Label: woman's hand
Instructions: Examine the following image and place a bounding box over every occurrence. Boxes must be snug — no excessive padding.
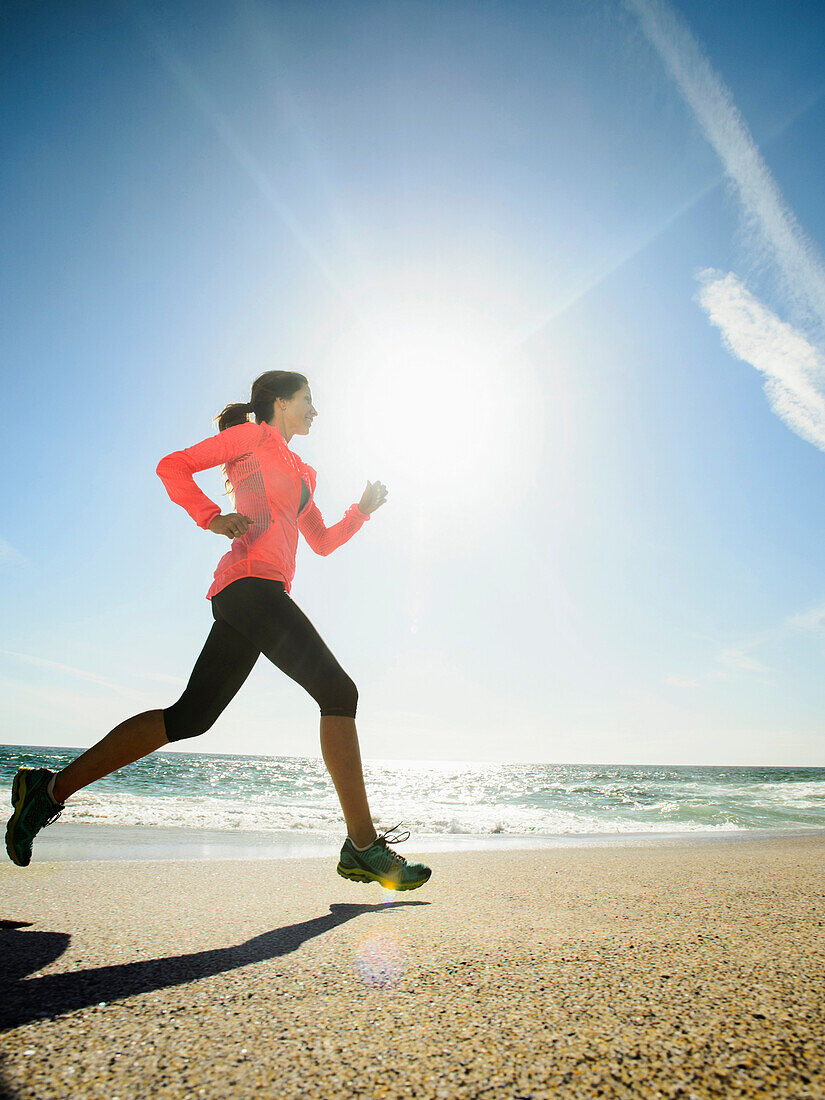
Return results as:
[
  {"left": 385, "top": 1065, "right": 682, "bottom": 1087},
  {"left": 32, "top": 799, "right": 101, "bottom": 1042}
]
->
[
  {"left": 208, "top": 512, "right": 253, "bottom": 539},
  {"left": 359, "top": 480, "right": 388, "bottom": 515}
]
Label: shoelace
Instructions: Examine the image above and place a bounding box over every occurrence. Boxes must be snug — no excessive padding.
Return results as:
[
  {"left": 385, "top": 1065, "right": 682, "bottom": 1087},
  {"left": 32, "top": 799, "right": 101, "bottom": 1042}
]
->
[
  {"left": 41, "top": 792, "right": 64, "bottom": 829},
  {"left": 43, "top": 805, "right": 64, "bottom": 828},
  {"left": 373, "top": 823, "right": 411, "bottom": 865}
]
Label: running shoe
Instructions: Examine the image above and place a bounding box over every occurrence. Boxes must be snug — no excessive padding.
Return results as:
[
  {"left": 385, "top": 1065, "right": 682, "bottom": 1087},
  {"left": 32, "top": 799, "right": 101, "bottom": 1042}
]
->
[
  {"left": 337, "top": 824, "right": 431, "bottom": 891},
  {"left": 5, "top": 768, "right": 64, "bottom": 867}
]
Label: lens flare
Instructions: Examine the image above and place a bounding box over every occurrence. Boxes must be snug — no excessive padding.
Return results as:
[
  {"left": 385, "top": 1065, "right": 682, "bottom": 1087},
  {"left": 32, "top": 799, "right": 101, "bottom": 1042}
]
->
[{"left": 354, "top": 932, "right": 406, "bottom": 989}]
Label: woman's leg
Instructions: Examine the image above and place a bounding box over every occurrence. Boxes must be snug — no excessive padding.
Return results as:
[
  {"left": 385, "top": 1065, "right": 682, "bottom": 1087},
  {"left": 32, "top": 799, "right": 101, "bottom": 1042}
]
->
[
  {"left": 52, "top": 710, "right": 168, "bottom": 803},
  {"left": 319, "top": 716, "right": 376, "bottom": 849},
  {"left": 213, "top": 578, "right": 377, "bottom": 847},
  {"left": 52, "top": 614, "right": 261, "bottom": 803}
]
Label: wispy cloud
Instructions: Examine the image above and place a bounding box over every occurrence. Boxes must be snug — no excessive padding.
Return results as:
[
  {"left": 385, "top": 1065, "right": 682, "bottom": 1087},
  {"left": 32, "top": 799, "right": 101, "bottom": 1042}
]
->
[
  {"left": 0, "top": 651, "right": 186, "bottom": 704},
  {"left": 667, "top": 595, "right": 825, "bottom": 689},
  {"left": 788, "top": 600, "right": 825, "bottom": 633},
  {"left": 695, "top": 269, "right": 825, "bottom": 450},
  {"left": 626, "top": 0, "right": 825, "bottom": 333},
  {"left": 0, "top": 537, "right": 27, "bottom": 568},
  {"left": 124, "top": 669, "right": 187, "bottom": 687},
  {"left": 663, "top": 674, "right": 700, "bottom": 688},
  {"left": 665, "top": 644, "right": 773, "bottom": 691},
  {"left": 627, "top": 0, "right": 825, "bottom": 448},
  {"left": 0, "top": 648, "right": 126, "bottom": 694},
  {"left": 719, "top": 648, "right": 773, "bottom": 675}
]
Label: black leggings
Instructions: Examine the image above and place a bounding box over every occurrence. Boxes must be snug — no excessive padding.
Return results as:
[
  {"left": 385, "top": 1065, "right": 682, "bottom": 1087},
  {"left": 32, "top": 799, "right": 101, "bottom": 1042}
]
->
[{"left": 162, "top": 577, "right": 358, "bottom": 743}]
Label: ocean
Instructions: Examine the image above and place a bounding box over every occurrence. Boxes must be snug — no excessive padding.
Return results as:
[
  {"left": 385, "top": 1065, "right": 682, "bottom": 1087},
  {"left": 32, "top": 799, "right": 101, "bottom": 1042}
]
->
[{"left": 3, "top": 744, "right": 825, "bottom": 852}]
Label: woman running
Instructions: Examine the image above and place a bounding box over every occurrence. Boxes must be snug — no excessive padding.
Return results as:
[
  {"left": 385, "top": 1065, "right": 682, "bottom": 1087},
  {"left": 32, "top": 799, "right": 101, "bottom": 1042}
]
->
[{"left": 5, "top": 370, "right": 431, "bottom": 891}]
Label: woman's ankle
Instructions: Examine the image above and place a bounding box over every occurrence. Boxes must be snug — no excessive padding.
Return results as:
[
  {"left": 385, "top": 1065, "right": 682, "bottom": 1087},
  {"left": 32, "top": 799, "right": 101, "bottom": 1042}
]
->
[
  {"left": 349, "top": 828, "right": 378, "bottom": 850},
  {"left": 49, "top": 773, "right": 68, "bottom": 804}
]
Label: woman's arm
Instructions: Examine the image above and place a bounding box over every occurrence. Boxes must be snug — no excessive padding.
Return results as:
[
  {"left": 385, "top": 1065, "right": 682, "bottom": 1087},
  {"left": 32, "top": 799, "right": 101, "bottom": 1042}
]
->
[
  {"left": 155, "top": 421, "right": 263, "bottom": 529},
  {"left": 298, "top": 500, "right": 370, "bottom": 556}
]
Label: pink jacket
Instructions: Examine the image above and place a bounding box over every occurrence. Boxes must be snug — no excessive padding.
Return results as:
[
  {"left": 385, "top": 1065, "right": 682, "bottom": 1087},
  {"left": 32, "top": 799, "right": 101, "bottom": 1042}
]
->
[{"left": 156, "top": 419, "right": 370, "bottom": 599}]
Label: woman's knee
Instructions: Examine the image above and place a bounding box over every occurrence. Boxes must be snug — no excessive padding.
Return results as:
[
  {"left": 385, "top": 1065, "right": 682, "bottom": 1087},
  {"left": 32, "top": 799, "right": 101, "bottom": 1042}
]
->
[
  {"left": 162, "top": 700, "right": 219, "bottom": 743},
  {"left": 318, "top": 672, "right": 358, "bottom": 719}
]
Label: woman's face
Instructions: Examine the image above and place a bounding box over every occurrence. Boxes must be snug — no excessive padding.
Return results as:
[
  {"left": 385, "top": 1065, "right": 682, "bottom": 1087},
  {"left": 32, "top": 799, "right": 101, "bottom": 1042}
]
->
[{"left": 283, "top": 385, "right": 317, "bottom": 436}]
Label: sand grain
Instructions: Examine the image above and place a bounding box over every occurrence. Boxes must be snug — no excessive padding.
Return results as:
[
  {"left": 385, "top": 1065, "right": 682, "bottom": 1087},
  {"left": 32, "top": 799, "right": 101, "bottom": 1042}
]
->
[{"left": 2, "top": 836, "right": 825, "bottom": 1098}]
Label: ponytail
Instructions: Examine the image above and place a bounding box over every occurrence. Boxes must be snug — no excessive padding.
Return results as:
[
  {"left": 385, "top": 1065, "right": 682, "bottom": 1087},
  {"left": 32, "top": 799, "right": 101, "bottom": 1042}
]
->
[
  {"left": 214, "top": 371, "right": 308, "bottom": 432},
  {"left": 215, "top": 401, "right": 251, "bottom": 432}
]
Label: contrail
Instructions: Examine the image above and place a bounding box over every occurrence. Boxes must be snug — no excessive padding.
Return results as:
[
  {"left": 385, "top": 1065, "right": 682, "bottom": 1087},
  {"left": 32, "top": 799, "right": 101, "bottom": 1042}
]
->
[
  {"left": 626, "top": 0, "right": 825, "bottom": 337},
  {"left": 627, "top": 0, "right": 825, "bottom": 453}
]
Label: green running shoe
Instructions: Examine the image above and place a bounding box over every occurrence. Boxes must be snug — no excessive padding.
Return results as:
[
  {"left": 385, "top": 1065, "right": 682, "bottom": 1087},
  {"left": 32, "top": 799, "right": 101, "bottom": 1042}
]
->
[
  {"left": 5, "top": 767, "right": 64, "bottom": 867},
  {"left": 337, "top": 824, "right": 431, "bottom": 891}
]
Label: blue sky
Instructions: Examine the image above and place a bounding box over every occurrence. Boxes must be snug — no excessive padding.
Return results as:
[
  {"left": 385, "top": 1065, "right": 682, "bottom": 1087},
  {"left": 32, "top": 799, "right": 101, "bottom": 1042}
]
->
[{"left": 3, "top": 0, "right": 825, "bottom": 765}]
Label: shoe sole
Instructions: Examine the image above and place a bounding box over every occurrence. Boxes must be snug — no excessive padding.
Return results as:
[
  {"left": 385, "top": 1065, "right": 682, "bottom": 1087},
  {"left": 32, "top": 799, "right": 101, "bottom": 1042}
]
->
[
  {"left": 336, "top": 864, "right": 431, "bottom": 891},
  {"left": 5, "top": 769, "right": 29, "bottom": 867}
]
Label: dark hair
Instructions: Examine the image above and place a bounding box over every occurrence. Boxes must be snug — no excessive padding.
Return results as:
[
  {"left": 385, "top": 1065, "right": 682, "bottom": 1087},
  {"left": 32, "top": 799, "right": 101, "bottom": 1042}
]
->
[
  {"left": 215, "top": 370, "right": 309, "bottom": 501},
  {"left": 215, "top": 370, "right": 309, "bottom": 432}
]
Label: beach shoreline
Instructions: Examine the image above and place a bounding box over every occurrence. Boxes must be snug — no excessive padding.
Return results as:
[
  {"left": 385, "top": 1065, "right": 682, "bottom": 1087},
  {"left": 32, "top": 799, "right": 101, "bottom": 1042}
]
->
[
  {"left": 11, "top": 818, "right": 825, "bottom": 862},
  {"left": 3, "top": 833, "right": 825, "bottom": 1097}
]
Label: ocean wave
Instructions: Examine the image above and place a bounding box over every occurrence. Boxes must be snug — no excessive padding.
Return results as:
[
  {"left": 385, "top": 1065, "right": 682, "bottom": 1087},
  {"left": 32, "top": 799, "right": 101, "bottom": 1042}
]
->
[{"left": 3, "top": 747, "right": 825, "bottom": 837}]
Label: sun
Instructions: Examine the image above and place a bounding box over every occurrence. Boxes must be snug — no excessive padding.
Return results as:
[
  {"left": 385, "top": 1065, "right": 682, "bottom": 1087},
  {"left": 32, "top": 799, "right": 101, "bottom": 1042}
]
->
[{"left": 317, "top": 296, "right": 546, "bottom": 554}]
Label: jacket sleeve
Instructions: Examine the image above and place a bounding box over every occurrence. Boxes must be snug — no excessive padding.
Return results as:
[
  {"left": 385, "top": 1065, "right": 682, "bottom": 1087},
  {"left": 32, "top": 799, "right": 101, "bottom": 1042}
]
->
[
  {"left": 298, "top": 499, "right": 370, "bottom": 556},
  {"left": 155, "top": 421, "right": 262, "bottom": 530}
]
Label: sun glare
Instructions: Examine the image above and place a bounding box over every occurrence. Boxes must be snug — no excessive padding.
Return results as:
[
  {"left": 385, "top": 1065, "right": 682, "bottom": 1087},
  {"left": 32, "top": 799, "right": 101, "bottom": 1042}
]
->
[{"left": 319, "top": 298, "right": 545, "bottom": 553}]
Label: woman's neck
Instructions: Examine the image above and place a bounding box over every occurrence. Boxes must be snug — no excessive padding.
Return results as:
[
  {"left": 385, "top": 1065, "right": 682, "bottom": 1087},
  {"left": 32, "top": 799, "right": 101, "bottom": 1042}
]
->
[{"left": 264, "top": 416, "right": 290, "bottom": 443}]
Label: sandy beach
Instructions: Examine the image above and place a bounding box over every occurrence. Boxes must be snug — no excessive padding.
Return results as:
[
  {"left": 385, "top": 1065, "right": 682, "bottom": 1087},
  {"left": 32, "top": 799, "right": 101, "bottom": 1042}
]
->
[{"left": 2, "top": 834, "right": 825, "bottom": 1099}]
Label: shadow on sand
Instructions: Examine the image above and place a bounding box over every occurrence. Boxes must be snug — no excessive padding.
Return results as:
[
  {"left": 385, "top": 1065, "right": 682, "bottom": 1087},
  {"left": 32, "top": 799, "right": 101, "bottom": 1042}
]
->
[{"left": 0, "top": 902, "right": 427, "bottom": 1031}]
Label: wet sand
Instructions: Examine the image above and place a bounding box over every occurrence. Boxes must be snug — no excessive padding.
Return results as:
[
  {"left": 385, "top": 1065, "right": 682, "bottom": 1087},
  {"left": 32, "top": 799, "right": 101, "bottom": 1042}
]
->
[
  {"left": 28, "top": 821, "right": 806, "bottom": 863},
  {"left": 2, "top": 835, "right": 825, "bottom": 1098}
]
